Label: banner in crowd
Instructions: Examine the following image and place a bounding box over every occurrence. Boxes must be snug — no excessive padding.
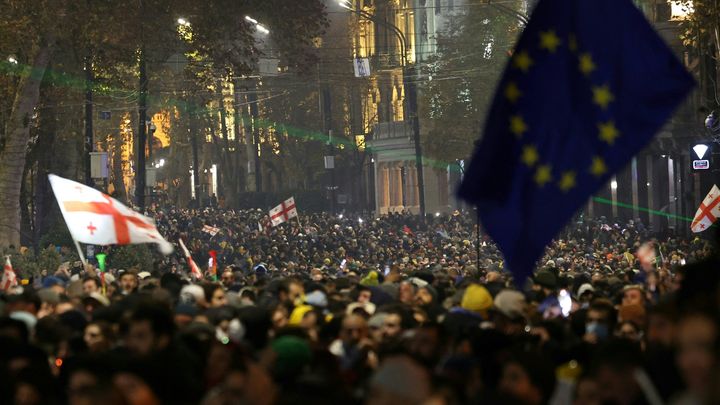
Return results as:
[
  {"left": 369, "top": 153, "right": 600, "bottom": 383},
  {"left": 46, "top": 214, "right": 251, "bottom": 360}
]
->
[
  {"left": 691, "top": 184, "right": 720, "bottom": 233},
  {"left": 269, "top": 197, "right": 298, "bottom": 227},
  {"left": 202, "top": 225, "right": 220, "bottom": 236},
  {"left": 1, "top": 256, "right": 17, "bottom": 291},
  {"left": 48, "top": 174, "right": 174, "bottom": 254}
]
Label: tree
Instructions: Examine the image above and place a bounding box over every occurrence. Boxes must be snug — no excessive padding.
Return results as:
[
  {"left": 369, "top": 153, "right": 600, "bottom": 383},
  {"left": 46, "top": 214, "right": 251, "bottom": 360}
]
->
[
  {"left": 0, "top": 0, "right": 68, "bottom": 248},
  {"left": 674, "top": 0, "right": 718, "bottom": 109},
  {"left": 419, "top": 1, "right": 523, "bottom": 162}
]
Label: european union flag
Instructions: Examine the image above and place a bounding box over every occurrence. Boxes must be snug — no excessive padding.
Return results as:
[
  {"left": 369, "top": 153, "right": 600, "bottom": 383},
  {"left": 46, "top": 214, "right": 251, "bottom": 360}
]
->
[{"left": 458, "top": 0, "right": 694, "bottom": 283}]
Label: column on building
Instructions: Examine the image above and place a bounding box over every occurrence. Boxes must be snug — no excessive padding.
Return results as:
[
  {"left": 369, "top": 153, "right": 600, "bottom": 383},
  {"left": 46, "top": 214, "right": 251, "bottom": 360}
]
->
[
  {"left": 392, "top": 163, "right": 404, "bottom": 212},
  {"left": 406, "top": 164, "right": 418, "bottom": 212},
  {"left": 381, "top": 163, "right": 391, "bottom": 214}
]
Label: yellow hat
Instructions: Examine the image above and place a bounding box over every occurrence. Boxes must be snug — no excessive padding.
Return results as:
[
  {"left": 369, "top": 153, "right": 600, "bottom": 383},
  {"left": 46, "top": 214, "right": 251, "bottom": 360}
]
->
[
  {"left": 461, "top": 284, "right": 493, "bottom": 316},
  {"left": 288, "top": 305, "right": 314, "bottom": 326}
]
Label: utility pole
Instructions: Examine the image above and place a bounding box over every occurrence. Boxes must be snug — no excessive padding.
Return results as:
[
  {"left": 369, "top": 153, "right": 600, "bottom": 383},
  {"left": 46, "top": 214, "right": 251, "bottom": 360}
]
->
[
  {"left": 248, "top": 83, "right": 262, "bottom": 192},
  {"left": 148, "top": 121, "right": 156, "bottom": 163},
  {"left": 243, "top": 84, "right": 256, "bottom": 192},
  {"left": 189, "top": 99, "right": 201, "bottom": 207},
  {"left": 84, "top": 57, "right": 93, "bottom": 186},
  {"left": 136, "top": 46, "right": 147, "bottom": 209},
  {"left": 320, "top": 85, "right": 335, "bottom": 214},
  {"left": 405, "top": 66, "right": 426, "bottom": 218}
]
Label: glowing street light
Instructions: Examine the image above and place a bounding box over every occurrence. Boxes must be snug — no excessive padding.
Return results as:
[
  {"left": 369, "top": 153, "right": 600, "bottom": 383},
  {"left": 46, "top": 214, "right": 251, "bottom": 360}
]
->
[
  {"left": 245, "top": 15, "right": 270, "bottom": 34},
  {"left": 177, "top": 17, "right": 190, "bottom": 26}
]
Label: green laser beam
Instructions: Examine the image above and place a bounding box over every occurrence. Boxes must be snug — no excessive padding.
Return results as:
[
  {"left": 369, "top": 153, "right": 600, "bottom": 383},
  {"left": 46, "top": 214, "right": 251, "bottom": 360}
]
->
[
  {"left": 592, "top": 196, "right": 695, "bottom": 223},
  {"left": 2, "top": 60, "right": 461, "bottom": 171}
]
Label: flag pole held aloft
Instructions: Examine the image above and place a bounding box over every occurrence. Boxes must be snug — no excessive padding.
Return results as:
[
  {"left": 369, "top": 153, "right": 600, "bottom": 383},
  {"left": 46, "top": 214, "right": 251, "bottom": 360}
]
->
[{"left": 48, "top": 174, "right": 174, "bottom": 255}]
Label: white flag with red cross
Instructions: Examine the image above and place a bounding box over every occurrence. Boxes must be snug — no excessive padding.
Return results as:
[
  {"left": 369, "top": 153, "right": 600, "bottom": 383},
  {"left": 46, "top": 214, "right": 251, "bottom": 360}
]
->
[
  {"left": 48, "top": 174, "right": 174, "bottom": 254},
  {"left": 691, "top": 184, "right": 720, "bottom": 233},
  {"left": 179, "top": 238, "right": 203, "bottom": 279},
  {"left": 202, "top": 225, "right": 220, "bottom": 236},
  {"left": 1, "top": 256, "right": 17, "bottom": 291},
  {"left": 269, "top": 197, "right": 298, "bottom": 227}
]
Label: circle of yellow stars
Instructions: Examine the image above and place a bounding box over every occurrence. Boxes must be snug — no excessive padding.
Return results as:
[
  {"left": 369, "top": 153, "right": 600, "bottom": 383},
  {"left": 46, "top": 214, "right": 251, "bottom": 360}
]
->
[{"left": 506, "top": 28, "right": 618, "bottom": 192}]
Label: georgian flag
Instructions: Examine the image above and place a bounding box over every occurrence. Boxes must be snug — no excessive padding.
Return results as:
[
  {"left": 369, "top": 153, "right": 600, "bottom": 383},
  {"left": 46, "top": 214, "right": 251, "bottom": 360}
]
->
[
  {"left": 691, "top": 185, "right": 720, "bottom": 233},
  {"left": 202, "top": 225, "right": 220, "bottom": 236},
  {"left": 48, "top": 174, "right": 173, "bottom": 254},
  {"left": 1, "top": 256, "right": 17, "bottom": 291},
  {"left": 179, "top": 239, "right": 203, "bottom": 279},
  {"left": 269, "top": 197, "right": 298, "bottom": 226}
]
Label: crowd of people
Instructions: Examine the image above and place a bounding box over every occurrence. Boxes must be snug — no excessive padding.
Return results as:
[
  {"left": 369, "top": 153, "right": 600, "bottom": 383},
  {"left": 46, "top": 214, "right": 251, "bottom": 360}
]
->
[{"left": 1, "top": 208, "right": 719, "bottom": 405}]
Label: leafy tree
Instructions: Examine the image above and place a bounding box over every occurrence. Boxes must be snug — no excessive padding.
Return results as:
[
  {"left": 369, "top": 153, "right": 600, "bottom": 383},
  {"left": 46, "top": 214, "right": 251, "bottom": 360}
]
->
[
  {"left": 419, "top": 1, "right": 523, "bottom": 162},
  {"left": 106, "top": 244, "right": 154, "bottom": 273}
]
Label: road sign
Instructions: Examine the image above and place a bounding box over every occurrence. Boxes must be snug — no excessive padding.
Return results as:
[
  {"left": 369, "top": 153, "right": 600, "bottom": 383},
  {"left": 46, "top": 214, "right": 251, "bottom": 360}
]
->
[
  {"left": 693, "top": 160, "right": 710, "bottom": 170},
  {"left": 354, "top": 58, "right": 371, "bottom": 78}
]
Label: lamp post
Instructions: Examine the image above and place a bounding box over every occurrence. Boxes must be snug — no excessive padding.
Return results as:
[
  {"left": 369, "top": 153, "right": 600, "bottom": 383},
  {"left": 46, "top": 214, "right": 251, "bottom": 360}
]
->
[
  {"left": 244, "top": 16, "right": 269, "bottom": 193},
  {"left": 339, "top": 0, "right": 426, "bottom": 218}
]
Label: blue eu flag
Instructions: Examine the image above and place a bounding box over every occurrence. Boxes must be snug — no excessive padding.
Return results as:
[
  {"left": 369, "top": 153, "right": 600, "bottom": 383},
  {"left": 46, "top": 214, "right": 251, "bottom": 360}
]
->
[{"left": 458, "top": 0, "right": 694, "bottom": 283}]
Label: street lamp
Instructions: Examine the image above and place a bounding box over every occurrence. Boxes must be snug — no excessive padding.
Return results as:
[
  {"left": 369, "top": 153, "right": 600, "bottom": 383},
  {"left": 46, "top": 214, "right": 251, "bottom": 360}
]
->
[
  {"left": 338, "top": 0, "right": 426, "bottom": 218},
  {"left": 245, "top": 15, "right": 270, "bottom": 34}
]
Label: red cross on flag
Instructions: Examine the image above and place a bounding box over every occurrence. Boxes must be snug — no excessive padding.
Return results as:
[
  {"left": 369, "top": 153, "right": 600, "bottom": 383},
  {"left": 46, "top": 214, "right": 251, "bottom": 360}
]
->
[
  {"left": 178, "top": 238, "right": 203, "bottom": 279},
  {"left": 202, "top": 225, "right": 220, "bottom": 236},
  {"left": 691, "top": 184, "right": 720, "bottom": 233},
  {"left": 1, "top": 256, "right": 17, "bottom": 291},
  {"left": 269, "top": 197, "right": 298, "bottom": 227},
  {"left": 48, "top": 174, "right": 174, "bottom": 254}
]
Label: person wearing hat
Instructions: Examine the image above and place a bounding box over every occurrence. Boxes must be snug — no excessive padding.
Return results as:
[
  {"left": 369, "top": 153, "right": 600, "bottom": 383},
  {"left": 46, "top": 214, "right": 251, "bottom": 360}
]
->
[
  {"left": 492, "top": 289, "right": 527, "bottom": 335},
  {"left": 577, "top": 283, "right": 595, "bottom": 308},
  {"left": 36, "top": 288, "right": 61, "bottom": 319},
  {"left": 444, "top": 284, "right": 493, "bottom": 336},
  {"left": 42, "top": 276, "right": 66, "bottom": 295},
  {"left": 119, "top": 270, "right": 139, "bottom": 296},
  {"left": 622, "top": 284, "right": 646, "bottom": 307},
  {"left": 82, "top": 292, "right": 110, "bottom": 314},
  {"left": 531, "top": 269, "right": 558, "bottom": 303}
]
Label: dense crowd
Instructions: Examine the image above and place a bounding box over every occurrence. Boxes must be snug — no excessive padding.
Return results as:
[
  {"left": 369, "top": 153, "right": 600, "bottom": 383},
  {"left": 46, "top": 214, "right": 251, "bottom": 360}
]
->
[{"left": 1, "top": 208, "right": 719, "bottom": 405}]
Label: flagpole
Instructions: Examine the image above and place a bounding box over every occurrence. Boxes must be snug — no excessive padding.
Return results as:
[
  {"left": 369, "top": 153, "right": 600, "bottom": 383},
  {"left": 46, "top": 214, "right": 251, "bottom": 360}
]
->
[{"left": 73, "top": 239, "right": 88, "bottom": 267}]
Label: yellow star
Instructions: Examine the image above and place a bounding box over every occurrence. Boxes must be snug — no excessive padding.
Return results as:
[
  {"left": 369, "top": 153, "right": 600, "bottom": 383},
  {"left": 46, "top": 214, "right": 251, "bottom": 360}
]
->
[
  {"left": 509, "top": 115, "right": 528, "bottom": 137},
  {"left": 512, "top": 50, "right": 534, "bottom": 73},
  {"left": 590, "top": 156, "right": 608, "bottom": 177},
  {"left": 558, "top": 171, "right": 577, "bottom": 192},
  {"left": 568, "top": 34, "right": 578, "bottom": 52},
  {"left": 598, "top": 121, "right": 620, "bottom": 145},
  {"left": 534, "top": 164, "right": 552, "bottom": 187},
  {"left": 579, "top": 53, "right": 595, "bottom": 76},
  {"left": 592, "top": 85, "right": 615, "bottom": 109},
  {"left": 539, "top": 30, "right": 562, "bottom": 53},
  {"left": 505, "top": 82, "right": 522, "bottom": 103},
  {"left": 521, "top": 145, "right": 539, "bottom": 167}
]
